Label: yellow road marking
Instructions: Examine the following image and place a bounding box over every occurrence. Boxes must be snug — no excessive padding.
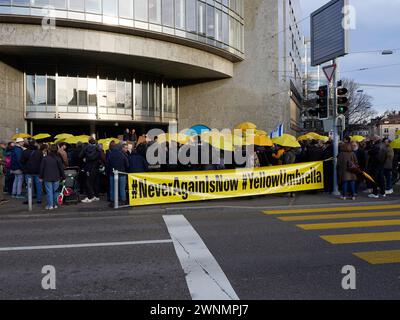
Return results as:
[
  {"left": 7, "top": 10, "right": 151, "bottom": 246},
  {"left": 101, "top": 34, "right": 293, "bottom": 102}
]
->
[
  {"left": 321, "top": 231, "right": 400, "bottom": 244},
  {"left": 279, "top": 211, "right": 400, "bottom": 222},
  {"left": 354, "top": 250, "right": 400, "bottom": 265},
  {"left": 297, "top": 219, "right": 400, "bottom": 230},
  {"left": 264, "top": 204, "right": 400, "bottom": 215}
]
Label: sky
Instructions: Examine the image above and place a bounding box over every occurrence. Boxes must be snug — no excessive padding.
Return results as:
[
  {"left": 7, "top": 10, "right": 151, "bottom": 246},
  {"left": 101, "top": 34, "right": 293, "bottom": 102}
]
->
[{"left": 299, "top": 0, "right": 400, "bottom": 115}]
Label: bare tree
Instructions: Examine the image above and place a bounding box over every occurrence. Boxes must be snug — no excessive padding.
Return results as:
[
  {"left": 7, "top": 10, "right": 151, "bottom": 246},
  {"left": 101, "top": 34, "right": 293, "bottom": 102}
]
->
[{"left": 342, "top": 79, "right": 377, "bottom": 127}]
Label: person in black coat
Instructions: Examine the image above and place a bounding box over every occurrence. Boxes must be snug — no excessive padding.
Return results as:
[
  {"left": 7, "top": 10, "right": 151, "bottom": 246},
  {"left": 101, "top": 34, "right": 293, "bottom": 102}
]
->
[
  {"left": 128, "top": 150, "right": 148, "bottom": 173},
  {"left": 21, "top": 140, "right": 44, "bottom": 204},
  {"left": 107, "top": 143, "right": 129, "bottom": 204},
  {"left": 39, "top": 145, "right": 65, "bottom": 210},
  {"left": 80, "top": 138, "right": 101, "bottom": 203}
]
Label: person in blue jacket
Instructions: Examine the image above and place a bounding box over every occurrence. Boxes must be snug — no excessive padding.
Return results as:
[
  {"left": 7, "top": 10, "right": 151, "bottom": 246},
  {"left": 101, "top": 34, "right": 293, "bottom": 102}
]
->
[
  {"left": 107, "top": 142, "right": 129, "bottom": 204},
  {"left": 10, "top": 138, "right": 25, "bottom": 199}
]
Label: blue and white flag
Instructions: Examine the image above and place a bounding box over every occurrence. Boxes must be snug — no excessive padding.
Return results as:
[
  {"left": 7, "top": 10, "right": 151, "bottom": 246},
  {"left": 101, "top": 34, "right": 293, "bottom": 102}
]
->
[{"left": 270, "top": 124, "right": 284, "bottom": 139}]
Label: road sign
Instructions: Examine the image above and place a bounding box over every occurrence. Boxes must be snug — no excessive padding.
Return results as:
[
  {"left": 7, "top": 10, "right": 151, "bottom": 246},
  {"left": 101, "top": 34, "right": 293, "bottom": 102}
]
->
[
  {"left": 323, "top": 64, "right": 337, "bottom": 82},
  {"left": 310, "top": 0, "right": 349, "bottom": 66}
]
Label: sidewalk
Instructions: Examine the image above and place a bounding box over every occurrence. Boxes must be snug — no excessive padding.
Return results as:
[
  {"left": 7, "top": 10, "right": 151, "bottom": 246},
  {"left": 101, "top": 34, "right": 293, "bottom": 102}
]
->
[{"left": 0, "top": 185, "right": 399, "bottom": 220}]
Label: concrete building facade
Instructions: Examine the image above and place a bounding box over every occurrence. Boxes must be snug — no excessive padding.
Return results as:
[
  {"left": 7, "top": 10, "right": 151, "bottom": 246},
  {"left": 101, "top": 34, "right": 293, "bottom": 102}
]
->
[{"left": 0, "top": 0, "right": 303, "bottom": 140}]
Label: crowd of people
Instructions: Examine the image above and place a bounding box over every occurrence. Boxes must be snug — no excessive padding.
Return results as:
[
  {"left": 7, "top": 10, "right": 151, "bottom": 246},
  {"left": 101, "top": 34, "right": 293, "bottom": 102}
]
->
[{"left": 0, "top": 129, "right": 399, "bottom": 210}]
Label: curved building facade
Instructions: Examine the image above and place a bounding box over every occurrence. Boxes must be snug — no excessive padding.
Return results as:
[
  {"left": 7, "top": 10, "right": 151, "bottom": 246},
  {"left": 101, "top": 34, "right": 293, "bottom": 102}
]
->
[{"left": 0, "top": 0, "right": 304, "bottom": 140}]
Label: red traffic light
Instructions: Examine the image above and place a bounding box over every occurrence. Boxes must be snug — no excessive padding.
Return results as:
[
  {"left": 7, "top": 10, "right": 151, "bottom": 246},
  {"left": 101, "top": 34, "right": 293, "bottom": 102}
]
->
[{"left": 316, "top": 85, "right": 328, "bottom": 97}]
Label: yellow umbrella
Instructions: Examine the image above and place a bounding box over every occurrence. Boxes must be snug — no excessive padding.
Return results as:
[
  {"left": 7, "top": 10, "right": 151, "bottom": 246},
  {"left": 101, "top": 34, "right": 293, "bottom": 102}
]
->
[
  {"left": 255, "top": 129, "right": 268, "bottom": 136},
  {"left": 32, "top": 133, "right": 51, "bottom": 140},
  {"left": 54, "top": 133, "right": 73, "bottom": 140},
  {"left": 201, "top": 131, "right": 235, "bottom": 152},
  {"left": 390, "top": 139, "right": 400, "bottom": 149},
  {"left": 64, "top": 135, "right": 90, "bottom": 144},
  {"left": 234, "top": 122, "right": 257, "bottom": 131},
  {"left": 350, "top": 135, "right": 365, "bottom": 143},
  {"left": 11, "top": 133, "right": 31, "bottom": 140},
  {"left": 157, "top": 133, "right": 190, "bottom": 145},
  {"left": 242, "top": 134, "right": 273, "bottom": 147},
  {"left": 272, "top": 134, "right": 301, "bottom": 148},
  {"left": 297, "top": 134, "right": 313, "bottom": 141}
]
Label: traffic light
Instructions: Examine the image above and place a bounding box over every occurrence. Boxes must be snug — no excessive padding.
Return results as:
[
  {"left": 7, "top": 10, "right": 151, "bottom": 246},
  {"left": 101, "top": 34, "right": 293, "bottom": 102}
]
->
[
  {"left": 337, "top": 87, "right": 349, "bottom": 115},
  {"left": 316, "top": 85, "right": 328, "bottom": 119}
]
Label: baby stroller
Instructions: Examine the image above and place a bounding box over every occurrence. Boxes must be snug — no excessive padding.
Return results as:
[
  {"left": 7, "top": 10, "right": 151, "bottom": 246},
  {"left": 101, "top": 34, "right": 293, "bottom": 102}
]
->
[{"left": 57, "top": 167, "right": 80, "bottom": 206}]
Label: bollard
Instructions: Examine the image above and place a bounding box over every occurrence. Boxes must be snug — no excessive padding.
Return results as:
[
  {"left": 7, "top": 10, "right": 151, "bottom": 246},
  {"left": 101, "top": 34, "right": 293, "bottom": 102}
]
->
[
  {"left": 114, "top": 170, "right": 119, "bottom": 209},
  {"left": 28, "top": 177, "right": 33, "bottom": 212}
]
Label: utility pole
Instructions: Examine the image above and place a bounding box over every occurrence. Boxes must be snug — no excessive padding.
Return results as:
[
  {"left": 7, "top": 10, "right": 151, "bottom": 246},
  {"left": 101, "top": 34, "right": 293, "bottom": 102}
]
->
[{"left": 332, "top": 59, "right": 340, "bottom": 196}]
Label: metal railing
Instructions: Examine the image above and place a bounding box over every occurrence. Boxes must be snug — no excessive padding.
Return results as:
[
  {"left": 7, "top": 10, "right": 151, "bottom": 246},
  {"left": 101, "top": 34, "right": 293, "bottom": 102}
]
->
[{"left": 113, "top": 170, "right": 130, "bottom": 210}]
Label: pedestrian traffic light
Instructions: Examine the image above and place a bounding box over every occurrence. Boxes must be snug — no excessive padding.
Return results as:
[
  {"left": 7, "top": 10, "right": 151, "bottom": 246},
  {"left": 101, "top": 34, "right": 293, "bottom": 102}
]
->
[
  {"left": 316, "top": 85, "right": 328, "bottom": 119},
  {"left": 337, "top": 87, "right": 349, "bottom": 115}
]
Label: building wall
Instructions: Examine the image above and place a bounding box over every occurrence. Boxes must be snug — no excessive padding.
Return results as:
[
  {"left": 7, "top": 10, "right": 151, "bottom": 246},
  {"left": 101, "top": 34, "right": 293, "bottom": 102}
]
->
[
  {"left": 0, "top": 60, "right": 25, "bottom": 141},
  {"left": 179, "top": 0, "right": 293, "bottom": 132}
]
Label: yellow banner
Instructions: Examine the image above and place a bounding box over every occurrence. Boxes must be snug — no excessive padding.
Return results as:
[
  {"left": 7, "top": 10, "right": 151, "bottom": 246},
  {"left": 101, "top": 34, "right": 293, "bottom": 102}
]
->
[{"left": 128, "top": 161, "right": 324, "bottom": 206}]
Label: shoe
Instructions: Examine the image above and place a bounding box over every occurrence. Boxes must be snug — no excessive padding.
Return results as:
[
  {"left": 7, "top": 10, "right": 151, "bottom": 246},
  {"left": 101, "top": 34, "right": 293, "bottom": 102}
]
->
[
  {"left": 16, "top": 195, "right": 25, "bottom": 199},
  {"left": 0, "top": 199, "right": 10, "bottom": 205},
  {"left": 368, "top": 194, "right": 379, "bottom": 199},
  {"left": 381, "top": 194, "right": 386, "bottom": 198},
  {"left": 351, "top": 197, "right": 356, "bottom": 201},
  {"left": 92, "top": 197, "right": 100, "bottom": 201},
  {"left": 45, "top": 206, "right": 54, "bottom": 210},
  {"left": 385, "top": 189, "right": 394, "bottom": 195},
  {"left": 81, "top": 197, "right": 94, "bottom": 203},
  {"left": 363, "top": 189, "right": 373, "bottom": 193},
  {"left": 53, "top": 205, "right": 58, "bottom": 209}
]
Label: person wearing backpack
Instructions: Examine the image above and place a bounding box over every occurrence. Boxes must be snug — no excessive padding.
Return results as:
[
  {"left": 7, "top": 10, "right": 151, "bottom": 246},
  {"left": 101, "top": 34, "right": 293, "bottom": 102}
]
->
[
  {"left": 21, "top": 140, "right": 44, "bottom": 205},
  {"left": 368, "top": 137, "right": 388, "bottom": 199},
  {"left": 10, "top": 138, "right": 25, "bottom": 199},
  {"left": 39, "top": 145, "right": 65, "bottom": 210},
  {"left": 80, "top": 138, "right": 101, "bottom": 203},
  {"left": 338, "top": 143, "right": 359, "bottom": 201}
]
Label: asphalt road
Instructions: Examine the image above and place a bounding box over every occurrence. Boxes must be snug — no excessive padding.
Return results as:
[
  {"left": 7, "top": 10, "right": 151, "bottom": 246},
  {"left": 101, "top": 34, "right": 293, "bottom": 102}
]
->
[{"left": 1, "top": 202, "right": 400, "bottom": 300}]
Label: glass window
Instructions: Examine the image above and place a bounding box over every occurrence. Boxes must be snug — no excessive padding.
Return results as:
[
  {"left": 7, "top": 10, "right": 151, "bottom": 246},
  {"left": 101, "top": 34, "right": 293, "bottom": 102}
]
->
[
  {"left": 12, "top": 0, "right": 30, "bottom": 6},
  {"left": 68, "top": 0, "right": 84, "bottom": 11},
  {"left": 98, "top": 78, "right": 107, "bottom": 107},
  {"left": 167, "top": 86, "right": 173, "bottom": 112},
  {"left": 0, "top": 0, "right": 11, "bottom": 5},
  {"left": 135, "top": 0, "right": 148, "bottom": 21},
  {"left": 162, "top": 0, "right": 174, "bottom": 27},
  {"left": 206, "top": 4, "right": 214, "bottom": 38},
  {"left": 33, "top": 0, "right": 49, "bottom": 7},
  {"left": 175, "top": 0, "right": 185, "bottom": 30},
  {"left": 88, "top": 78, "right": 97, "bottom": 106},
  {"left": 198, "top": 1, "right": 206, "bottom": 35},
  {"left": 103, "top": 0, "right": 117, "bottom": 16},
  {"left": 85, "top": 0, "right": 101, "bottom": 14},
  {"left": 57, "top": 76, "right": 67, "bottom": 106},
  {"left": 78, "top": 78, "right": 88, "bottom": 106},
  {"left": 135, "top": 80, "right": 142, "bottom": 110},
  {"left": 106, "top": 79, "right": 116, "bottom": 107},
  {"left": 119, "top": 0, "right": 133, "bottom": 19},
  {"left": 116, "top": 80, "right": 125, "bottom": 109},
  {"left": 222, "top": 12, "right": 229, "bottom": 44},
  {"left": 26, "top": 75, "right": 35, "bottom": 106},
  {"left": 185, "top": 0, "right": 196, "bottom": 33},
  {"left": 67, "top": 77, "right": 78, "bottom": 106},
  {"left": 142, "top": 82, "right": 148, "bottom": 110},
  {"left": 51, "top": 0, "right": 67, "bottom": 9},
  {"left": 36, "top": 75, "right": 47, "bottom": 106},
  {"left": 149, "top": 0, "right": 161, "bottom": 24},
  {"left": 125, "top": 81, "right": 132, "bottom": 109},
  {"left": 47, "top": 76, "right": 56, "bottom": 105},
  {"left": 215, "top": 9, "right": 222, "bottom": 41},
  {"left": 149, "top": 82, "right": 155, "bottom": 111}
]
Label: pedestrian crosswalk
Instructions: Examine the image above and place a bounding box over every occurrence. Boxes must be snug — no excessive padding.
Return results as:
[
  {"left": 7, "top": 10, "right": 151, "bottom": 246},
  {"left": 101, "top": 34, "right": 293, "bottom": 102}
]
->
[{"left": 264, "top": 204, "right": 400, "bottom": 265}]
